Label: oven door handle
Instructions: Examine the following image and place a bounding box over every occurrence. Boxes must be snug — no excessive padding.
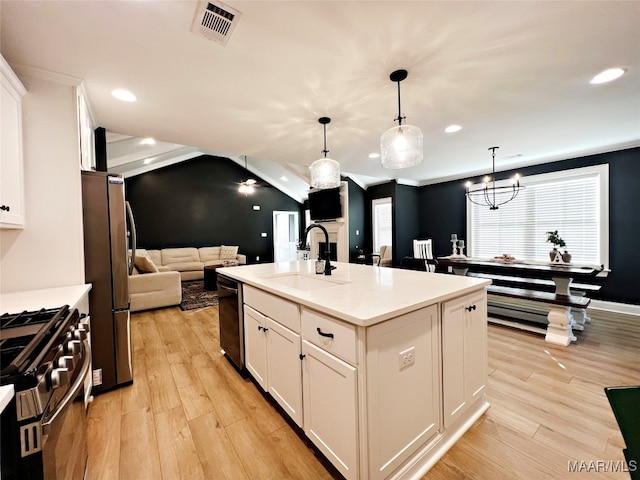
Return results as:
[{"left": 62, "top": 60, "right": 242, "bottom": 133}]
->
[
  {"left": 218, "top": 284, "right": 238, "bottom": 295},
  {"left": 42, "top": 340, "right": 91, "bottom": 436}
]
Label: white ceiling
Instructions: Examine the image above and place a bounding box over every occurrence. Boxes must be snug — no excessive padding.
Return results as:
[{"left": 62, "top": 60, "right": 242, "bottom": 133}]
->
[{"left": 2, "top": 1, "right": 639, "bottom": 203}]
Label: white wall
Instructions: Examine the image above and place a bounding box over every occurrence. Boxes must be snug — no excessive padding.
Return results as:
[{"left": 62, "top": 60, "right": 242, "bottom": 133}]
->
[{"left": 0, "top": 72, "right": 85, "bottom": 293}]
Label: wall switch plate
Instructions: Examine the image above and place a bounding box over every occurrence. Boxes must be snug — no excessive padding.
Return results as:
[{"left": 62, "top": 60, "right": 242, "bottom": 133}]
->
[
  {"left": 355, "top": 229, "right": 360, "bottom": 235},
  {"left": 253, "top": 205, "right": 260, "bottom": 210},
  {"left": 398, "top": 346, "right": 415, "bottom": 370},
  {"left": 256, "top": 256, "right": 260, "bottom": 261},
  {"left": 261, "top": 232, "right": 267, "bottom": 237}
]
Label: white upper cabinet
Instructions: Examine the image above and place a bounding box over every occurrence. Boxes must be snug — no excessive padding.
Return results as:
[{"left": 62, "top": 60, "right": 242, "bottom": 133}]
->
[{"left": 1, "top": 55, "right": 27, "bottom": 229}]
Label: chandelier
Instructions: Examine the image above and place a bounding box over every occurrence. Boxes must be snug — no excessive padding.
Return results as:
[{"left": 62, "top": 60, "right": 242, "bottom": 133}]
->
[
  {"left": 380, "top": 69, "right": 423, "bottom": 169},
  {"left": 465, "top": 146, "right": 522, "bottom": 210},
  {"left": 309, "top": 117, "right": 341, "bottom": 189}
]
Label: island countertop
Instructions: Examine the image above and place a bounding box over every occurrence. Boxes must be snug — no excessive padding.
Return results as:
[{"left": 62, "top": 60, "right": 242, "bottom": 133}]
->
[{"left": 217, "top": 261, "right": 490, "bottom": 326}]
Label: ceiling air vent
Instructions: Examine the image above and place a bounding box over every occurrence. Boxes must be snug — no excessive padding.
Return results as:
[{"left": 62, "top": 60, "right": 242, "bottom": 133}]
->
[{"left": 190, "top": 1, "right": 242, "bottom": 46}]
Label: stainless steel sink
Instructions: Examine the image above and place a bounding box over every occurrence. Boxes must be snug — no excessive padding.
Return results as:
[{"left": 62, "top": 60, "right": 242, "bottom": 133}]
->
[{"left": 263, "top": 273, "right": 348, "bottom": 291}]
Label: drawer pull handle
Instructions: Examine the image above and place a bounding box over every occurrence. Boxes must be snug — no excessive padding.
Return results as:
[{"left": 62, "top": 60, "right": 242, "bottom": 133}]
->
[
  {"left": 316, "top": 327, "right": 334, "bottom": 339},
  {"left": 258, "top": 325, "right": 268, "bottom": 332},
  {"left": 299, "top": 354, "right": 306, "bottom": 360},
  {"left": 465, "top": 305, "right": 476, "bottom": 312}
]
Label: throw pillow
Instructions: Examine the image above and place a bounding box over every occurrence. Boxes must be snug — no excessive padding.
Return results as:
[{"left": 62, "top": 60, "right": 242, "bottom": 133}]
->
[
  {"left": 134, "top": 252, "right": 159, "bottom": 273},
  {"left": 220, "top": 245, "right": 239, "bottom": 260}
]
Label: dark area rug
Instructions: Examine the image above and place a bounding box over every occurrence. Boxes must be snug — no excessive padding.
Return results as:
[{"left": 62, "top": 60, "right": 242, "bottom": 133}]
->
[{"left": 180, "top": 280, "right": 219, "bottom": 311}]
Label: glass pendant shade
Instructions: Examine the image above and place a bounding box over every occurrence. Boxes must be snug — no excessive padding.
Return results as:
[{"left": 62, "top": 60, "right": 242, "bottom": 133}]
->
[
  {"left": 380, "top": 124, "right": 423, "bottom": 169},
  {"left": 310, "top": 157, "right": 340, "bottom": 189}
]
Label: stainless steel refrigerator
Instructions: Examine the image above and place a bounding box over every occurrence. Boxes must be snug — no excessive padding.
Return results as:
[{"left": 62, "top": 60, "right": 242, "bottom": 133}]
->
[{"left": 81, "top": 170, "right": 134, "bottom": 393}]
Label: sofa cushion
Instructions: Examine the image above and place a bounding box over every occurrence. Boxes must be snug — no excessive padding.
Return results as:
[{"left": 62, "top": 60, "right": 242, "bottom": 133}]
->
[
  {"left": 198, "top": 246, "right": 221, "bottom": 263},
  {"left": 134, "top": 251, "right": 159, "bottom": 273},
  {"left": 161, "top": 247, "right": 200, "bottom": 265},
  {"left": 147, "top": 249, "right": 162, "bottom": 266},
  {"left": 166, "top": 261, "right": 203, "bottom": 273},
  {"left": 220, "top": 245, "right": 239, "bottom": 260}
]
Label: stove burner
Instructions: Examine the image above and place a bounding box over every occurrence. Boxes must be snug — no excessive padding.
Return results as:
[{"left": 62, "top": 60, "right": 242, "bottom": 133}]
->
[{"left": 0, "top": 305, "right": 70, "bottom": 378}]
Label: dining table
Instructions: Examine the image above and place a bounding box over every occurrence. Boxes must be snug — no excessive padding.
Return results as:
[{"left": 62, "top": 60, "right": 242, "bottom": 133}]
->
[{"left": 437, "top": 255, "right": 609, "bottom": 343}]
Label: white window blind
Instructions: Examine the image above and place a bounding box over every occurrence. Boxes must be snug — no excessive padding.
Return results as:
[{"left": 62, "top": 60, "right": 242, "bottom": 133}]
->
[
  {"left": 468, "top": 165, "right": 609, "bottom": 266},
  {"left": 373, "top": 197, "right": 393, "bottom": 253}
]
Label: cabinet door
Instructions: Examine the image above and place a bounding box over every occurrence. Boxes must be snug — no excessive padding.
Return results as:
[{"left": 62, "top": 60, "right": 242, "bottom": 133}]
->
[
  {"left": 442, "top": 295, "right": 467, "bottom": 427},
  {"left": 302, "top": 340, "right": 358, "bottom": 480},
  {"left": 0, "top": 59, "right": 26, "bottom": 228},
  {"left": 442, "top": 291, "right": 488, "bottom": 428},
  {"left": 267, "top": 318, "right": 302, "bottom": 427},
  {"left": 465, "top": 290, "right": 487, "bottom": 405},
  {"left": 244, "top": 305, "right": 268, "bottom": 390}
]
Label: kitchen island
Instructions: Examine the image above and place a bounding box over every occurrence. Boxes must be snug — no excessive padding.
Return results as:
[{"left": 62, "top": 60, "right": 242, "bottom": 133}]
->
[{"left": 216, "top": 261, "right": 490, "bottom": 480}]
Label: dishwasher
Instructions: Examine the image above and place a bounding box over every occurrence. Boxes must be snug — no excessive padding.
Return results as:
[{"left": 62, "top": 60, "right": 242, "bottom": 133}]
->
[{"left": 217, "top": 272, "right": 245, "bottom": 371}]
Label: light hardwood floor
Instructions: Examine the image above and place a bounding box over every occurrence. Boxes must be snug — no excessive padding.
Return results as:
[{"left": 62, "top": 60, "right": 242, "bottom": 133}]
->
[{"left": 87, "top": 305, "right": 640, "bottom": 480}]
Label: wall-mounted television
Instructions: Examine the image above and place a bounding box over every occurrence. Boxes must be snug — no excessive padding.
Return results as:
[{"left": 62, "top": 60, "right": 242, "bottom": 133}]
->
[{"left": 308, "top": 186, "right": 342, "bottom": 221}]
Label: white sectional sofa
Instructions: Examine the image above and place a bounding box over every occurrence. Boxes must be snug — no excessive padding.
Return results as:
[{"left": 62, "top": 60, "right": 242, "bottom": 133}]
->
[
  {"left": 146, "top": 246, "right": 247, "bottom": 281},
  {"left": 129, "top": 245, "right": 246, "bottom": 312}
]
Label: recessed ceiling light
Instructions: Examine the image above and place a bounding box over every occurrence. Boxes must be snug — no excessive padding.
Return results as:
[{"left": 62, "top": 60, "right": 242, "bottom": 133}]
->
[
  {"left": 590, "top": 68, "right": 627, "bottom": 84},
  {"left": 445, "top": 125, "right": 463, "bottom": 133},
  {"left": 111, "top": 89, "right": 137, "bottom": 102},
  {"left": 140, "top": 137, "right": 155, "bottom": 145},
  {"left": 368, "top": 152, "right": 380, "bottom": 159}
]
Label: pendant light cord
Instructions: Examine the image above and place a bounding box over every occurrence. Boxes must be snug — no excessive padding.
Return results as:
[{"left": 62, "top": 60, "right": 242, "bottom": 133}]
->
[
  {"left": 322, "top": 123, "right": 329, "bottom": 157},
  {"left": 395, "top": 81, "right": 405, "bottom": 126}
]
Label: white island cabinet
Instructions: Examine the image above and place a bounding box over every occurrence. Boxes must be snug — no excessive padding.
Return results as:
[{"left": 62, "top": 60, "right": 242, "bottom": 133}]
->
[{"left": 218, "top": 261, "right": 491, "bottom": 480}]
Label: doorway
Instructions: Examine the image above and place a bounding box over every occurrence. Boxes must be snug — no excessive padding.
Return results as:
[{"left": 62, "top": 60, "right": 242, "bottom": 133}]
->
[{"left": 273, "top": 211, "right": 300, "bottom": 262}]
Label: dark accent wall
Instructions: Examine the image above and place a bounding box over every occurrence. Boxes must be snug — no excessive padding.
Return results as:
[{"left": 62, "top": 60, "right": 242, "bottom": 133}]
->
[
  {"left": 416, "top": 147, "right": 640, "bottom": 305},
  {"left": 124, "top": 155, "right": 302, "bottom": 264},
  {"left": 395, "top": 184, "right": 420, "bottom": 261},
  {"left": 347, "top": 178, "right": 366, "bottom": 260}
]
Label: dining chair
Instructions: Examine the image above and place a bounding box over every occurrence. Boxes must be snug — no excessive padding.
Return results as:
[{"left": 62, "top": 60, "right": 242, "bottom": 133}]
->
[
  {"left": 399, "top": 256, "right": 428, "bottom": 271},
  {"left": 413, "top": 239, "right": 436, "bottom": 272}
]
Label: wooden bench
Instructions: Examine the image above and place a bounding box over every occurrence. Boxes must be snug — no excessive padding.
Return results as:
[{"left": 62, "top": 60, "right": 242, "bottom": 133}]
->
[
  {"left": 467, "top": 271, "right": 601, "bottom": 294},
  {"left": 486, "top": 284, "right": 591, "bottom": 345},
  {"left": 468, "top": 271, "right": 600, "bottom": 334}
]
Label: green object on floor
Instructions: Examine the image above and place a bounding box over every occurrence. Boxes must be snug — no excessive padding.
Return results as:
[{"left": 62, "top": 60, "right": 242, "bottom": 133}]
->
[{"left": 605, "top": 385, "right": 640, "bottom": 480}]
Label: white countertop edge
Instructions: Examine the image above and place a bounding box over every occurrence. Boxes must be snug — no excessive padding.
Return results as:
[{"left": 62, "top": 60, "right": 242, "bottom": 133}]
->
[
  {"left": 0, "top": 284, "right": 92, "bottom": 314},
  {"left": 0, "top": 385, "right": 15, "bottom": 414},
  {"left": 218, "top": 262, "right": 490, "bottom": 327}
]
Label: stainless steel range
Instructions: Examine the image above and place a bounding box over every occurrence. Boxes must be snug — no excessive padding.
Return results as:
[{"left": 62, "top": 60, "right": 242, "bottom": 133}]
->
[{"left": 0, "top": 305, "right": 91, "bottom": 480}]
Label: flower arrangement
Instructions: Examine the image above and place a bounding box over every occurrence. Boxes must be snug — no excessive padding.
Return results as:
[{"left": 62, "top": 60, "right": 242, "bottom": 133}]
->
[{"left": 546, "top": 230, "right": 566, "bottom": 249}]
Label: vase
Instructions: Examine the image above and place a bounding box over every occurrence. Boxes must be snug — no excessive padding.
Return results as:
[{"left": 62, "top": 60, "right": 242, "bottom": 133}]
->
[
  {"left": 562, "top": 251, "right": 572, "bottom": 263},
  {"left": 549, "top": 249, "right": 558, "bottom": 262}
]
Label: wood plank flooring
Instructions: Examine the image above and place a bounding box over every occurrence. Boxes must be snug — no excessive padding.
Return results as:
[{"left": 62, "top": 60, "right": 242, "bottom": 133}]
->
[{"left": 87, "top": 305, "right": 640, "bottom": 479}]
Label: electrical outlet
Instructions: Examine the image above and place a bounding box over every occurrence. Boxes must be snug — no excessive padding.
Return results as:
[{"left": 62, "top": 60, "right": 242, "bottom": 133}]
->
[
  {"left": 256, "top": 256, "right": 260, "bottom": 262},
  {"left": 92, "top": 368, "right": 103, "bottom": 386},
  {"left": 398, "top": 346, "right": 415, "bottom": 370}
]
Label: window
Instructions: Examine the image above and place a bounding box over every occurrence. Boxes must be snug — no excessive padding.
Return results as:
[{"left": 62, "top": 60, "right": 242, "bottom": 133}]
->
[
  {"left": 467, "top": 165, "right": 609, "bottom": 267},
  {"left": 372, "top": 197, "right": 392, "bottom": 253}
]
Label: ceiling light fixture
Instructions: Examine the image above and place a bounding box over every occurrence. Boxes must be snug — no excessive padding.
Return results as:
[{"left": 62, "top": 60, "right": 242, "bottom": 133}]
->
[
  {"left": 238, "top": 155, "right": 257, "bottom": 195},
  {"left": 309, "top": 117, "right": 340, "bottom": 189},
  {"left": 111, "top": 89, "right": 137, "bottom": 102},
  {"left": 465, "top": 146, "right": 522, "bottom": 210},
  {"left": 380, "top": 69, "right": 423, "bottom": 169},
  {"left": 590, "top": 67, "right": 627, "bottom": 84}
]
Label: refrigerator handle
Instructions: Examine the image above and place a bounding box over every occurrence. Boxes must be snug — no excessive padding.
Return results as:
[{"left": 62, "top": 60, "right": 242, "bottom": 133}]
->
[{"left": 126, "top": 201, "right": 137, "bottom": 275}]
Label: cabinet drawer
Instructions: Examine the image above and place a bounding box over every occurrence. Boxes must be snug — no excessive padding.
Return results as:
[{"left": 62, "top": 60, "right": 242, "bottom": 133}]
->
[
  {"left": 244, "top": 285, "right": 300, "bottom": 332},
  {"left": 302, "top": 308, "right": 356, "bottom": 365}
]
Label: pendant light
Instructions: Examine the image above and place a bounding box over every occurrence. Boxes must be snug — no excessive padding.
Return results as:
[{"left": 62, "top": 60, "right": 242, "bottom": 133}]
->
[
  {"left": 238, "top": 155, "right": 257, "bottom": 195},
  {"left": 310, "top": 117, "right": 340, "bottom": 189},
  {"left": 380, "top": 69, "right": 423, "bottom": 169},
  {"left": 465, "top": 147, "right": 523, "bottom": 210}
]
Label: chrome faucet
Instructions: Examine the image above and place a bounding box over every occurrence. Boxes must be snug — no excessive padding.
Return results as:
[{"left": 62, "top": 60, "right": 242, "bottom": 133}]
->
[{"left": 301, "top": 223, "right": 334, "bottom": 275}]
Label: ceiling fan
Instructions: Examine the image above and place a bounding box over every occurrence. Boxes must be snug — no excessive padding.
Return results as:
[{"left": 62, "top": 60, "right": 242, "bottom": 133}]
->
[{"left": 237, "top": 155, "right": 260, "bottom": 195}]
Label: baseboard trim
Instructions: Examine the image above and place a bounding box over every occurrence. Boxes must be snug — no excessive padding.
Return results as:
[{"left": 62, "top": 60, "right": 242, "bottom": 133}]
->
[{"left": 590, "top": 300, "right": 640, "bottom": 316}]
